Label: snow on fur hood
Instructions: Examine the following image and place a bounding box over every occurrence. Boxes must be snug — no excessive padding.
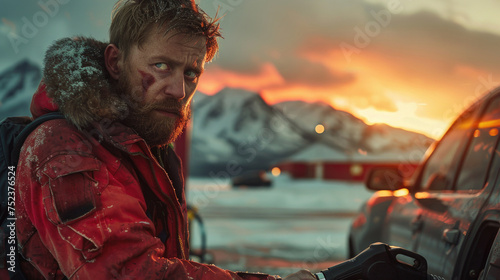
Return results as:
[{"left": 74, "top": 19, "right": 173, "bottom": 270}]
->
[{"left": 42, "top": 37, "right": 128, "bottom": 130}]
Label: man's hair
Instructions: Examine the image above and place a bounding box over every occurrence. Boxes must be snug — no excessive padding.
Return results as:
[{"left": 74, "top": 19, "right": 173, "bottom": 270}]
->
[{"left": 110, "top": 0, "right": 221, "bottom": 61}]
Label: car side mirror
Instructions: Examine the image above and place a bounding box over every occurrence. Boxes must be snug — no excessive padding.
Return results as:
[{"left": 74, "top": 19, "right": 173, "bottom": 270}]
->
[{"left": 365, "top": 167, "right": 405, "bottom": 191}]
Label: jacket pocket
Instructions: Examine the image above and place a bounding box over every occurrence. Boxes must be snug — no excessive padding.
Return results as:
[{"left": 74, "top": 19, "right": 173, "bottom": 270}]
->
[
  {"left": 39, "top": 154, "right": 105, "bottom": 224},
  {"left": 38, "top": 154, "right": 109, "bottom": 263}
]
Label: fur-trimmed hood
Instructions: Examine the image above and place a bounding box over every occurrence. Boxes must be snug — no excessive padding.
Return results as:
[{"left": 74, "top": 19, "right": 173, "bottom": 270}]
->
[{"left": 35, "top": 37, "right": 128, "bottom": 129}]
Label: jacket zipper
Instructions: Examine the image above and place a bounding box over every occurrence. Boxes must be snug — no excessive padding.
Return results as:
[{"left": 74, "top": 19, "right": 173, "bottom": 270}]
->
[
  {"left": 131, "top": 152, "right": 187, "bottom": 260},
  {"left": 154, "top": 148, "right": 187, "bottom": 259},
  {"left": 147, "top": 156, "right": 187, "bottom": 260},
  {"left": 162, "top": 191, "right": 187, "bottom": 260}
]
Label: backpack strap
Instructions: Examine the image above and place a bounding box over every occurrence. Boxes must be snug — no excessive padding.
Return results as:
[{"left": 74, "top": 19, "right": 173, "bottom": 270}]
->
[{"left": 10, "top": 112, "right": 65, "bottom": 166}]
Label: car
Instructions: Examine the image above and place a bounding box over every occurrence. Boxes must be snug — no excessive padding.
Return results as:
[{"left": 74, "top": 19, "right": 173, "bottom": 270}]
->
[
  {"left": 231, "top": 170, "right": 272, "bottom": 188},
  {"left": 349, "top": 87, "right": 500, "bottom": 280}
]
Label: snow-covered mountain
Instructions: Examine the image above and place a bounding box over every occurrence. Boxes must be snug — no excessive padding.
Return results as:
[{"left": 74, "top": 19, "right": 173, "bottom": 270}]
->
[
  {"left": 190, "top": 88, "right": 434, "bottom": 176},
  {"left": 0, "top": 60, "right": 41, "bottom": 120},
  {"left": 274, "top": 101, "right": 366, "bottom": 152},
  {"left": 274, "top": 101, "right": 433, "bottom": 160},
  {"left": 190, "top": 88, "right": 314, "bottom": 176}
]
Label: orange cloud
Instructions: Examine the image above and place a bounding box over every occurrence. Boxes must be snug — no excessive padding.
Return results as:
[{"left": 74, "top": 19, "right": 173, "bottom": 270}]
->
[
  {"left": 454, "top": 64, "right": 490, "bottom": 80},
  {"left": 198, "top": 63, "right": 285, "bottom": 95},
  {"left": 196, "top": 4, "right": 500, "bottom": 138}
]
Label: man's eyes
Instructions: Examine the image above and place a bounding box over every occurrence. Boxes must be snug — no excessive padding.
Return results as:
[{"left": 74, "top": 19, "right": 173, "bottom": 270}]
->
[
  {"left": 154, "top": 63, "right": 200, "bottom": 81},
  {"left": 185, "top": 70, "right": 199, "bottom": 80},
  {"left": 154, "top": 63, "right": 169, "bottom": 70}
]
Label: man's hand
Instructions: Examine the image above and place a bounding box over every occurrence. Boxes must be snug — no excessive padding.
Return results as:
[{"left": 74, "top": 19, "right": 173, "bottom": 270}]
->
[{"left": 282, "top": 269, "right": 317, "bottom": 280}]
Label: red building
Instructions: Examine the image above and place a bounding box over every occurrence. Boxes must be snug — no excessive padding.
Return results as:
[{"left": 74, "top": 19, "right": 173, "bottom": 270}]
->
[
  {"left": 278, "top": 161, "right": 419, "bottom": 182},
  {"left": 276, "top": 144, "right": 421, "bottom": 182}
]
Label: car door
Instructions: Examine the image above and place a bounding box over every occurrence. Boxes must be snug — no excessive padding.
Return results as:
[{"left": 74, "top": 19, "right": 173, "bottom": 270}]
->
[
  {"left": 414, "top": 95, "right": 500, "bottom": 277},
  {"left": 381, "top": 99, "right": 480, "bottom": 255}
]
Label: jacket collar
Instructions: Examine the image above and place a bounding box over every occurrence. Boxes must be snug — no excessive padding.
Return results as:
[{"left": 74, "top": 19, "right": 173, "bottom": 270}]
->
[{"left": 34, "top": 37, "right": 128, "bottom": 130}]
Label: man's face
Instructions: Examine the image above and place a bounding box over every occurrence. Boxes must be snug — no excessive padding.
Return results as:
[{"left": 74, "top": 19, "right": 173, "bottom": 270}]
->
[{"left": 118, "top": 28, "right": 207, "bottom": 147}]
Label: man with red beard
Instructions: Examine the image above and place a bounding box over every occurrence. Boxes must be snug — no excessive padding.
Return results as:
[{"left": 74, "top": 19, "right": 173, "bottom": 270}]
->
[{"left": 14, "top": 0, "right": 317, "bottom": 279}]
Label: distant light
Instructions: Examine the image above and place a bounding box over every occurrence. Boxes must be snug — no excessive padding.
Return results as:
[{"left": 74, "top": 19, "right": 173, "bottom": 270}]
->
[
  {"left": 490, "top": 128, "right": 499, "bottom": 137},
  {"left": 375, "top": 189, "right": 409, "bottom": 198},
  {"left": 271, "top": 167, "right": 281, "bottom": 177},
  {"left": 315, "top": 124, "right": 325, "bottom": 134},
  {"left": 478, "top": 119, "right": 500, "bottom": 129},
  {"left": 350, "top": 164, "right": 363, "bottom": 176},
  {"left": 375, "top": 190, "right": 393, "bottom": 198},
  {"left": 393, "top": 188, "right": 409, "bottom": 197},
  {"left": 474, "top": 129, "right": 480, "bottom": 138},
  {"left": 415, "top": 192, "right": 431, "bottom": 199}
]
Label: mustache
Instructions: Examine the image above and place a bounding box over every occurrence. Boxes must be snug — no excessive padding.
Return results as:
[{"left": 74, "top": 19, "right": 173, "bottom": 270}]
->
[{"left": 141, "top": 100, "right": 185, "bottom": 116}]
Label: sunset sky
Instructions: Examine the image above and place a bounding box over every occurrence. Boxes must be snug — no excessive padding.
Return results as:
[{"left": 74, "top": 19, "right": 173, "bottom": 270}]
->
[{"left": 2, "top": 0, "right": 500, "bottom": 139}]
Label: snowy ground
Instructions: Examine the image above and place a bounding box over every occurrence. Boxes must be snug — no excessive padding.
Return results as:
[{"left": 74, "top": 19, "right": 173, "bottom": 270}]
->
[{"left": 186, "top": 174, "right": 374, "bottom": 276}]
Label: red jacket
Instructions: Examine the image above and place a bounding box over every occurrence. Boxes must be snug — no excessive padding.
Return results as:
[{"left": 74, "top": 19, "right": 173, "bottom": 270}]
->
[{"left": 15, "top": 37, "right": 278, "bottom": 280}]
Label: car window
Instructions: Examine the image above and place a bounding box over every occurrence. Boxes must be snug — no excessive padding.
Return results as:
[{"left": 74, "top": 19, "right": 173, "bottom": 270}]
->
[
  {"left": 420, "top": 106, "right": 478, "bottom": 191},
  {"left": 455, "top": 97, "right": 500, "bottom": 191}
]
